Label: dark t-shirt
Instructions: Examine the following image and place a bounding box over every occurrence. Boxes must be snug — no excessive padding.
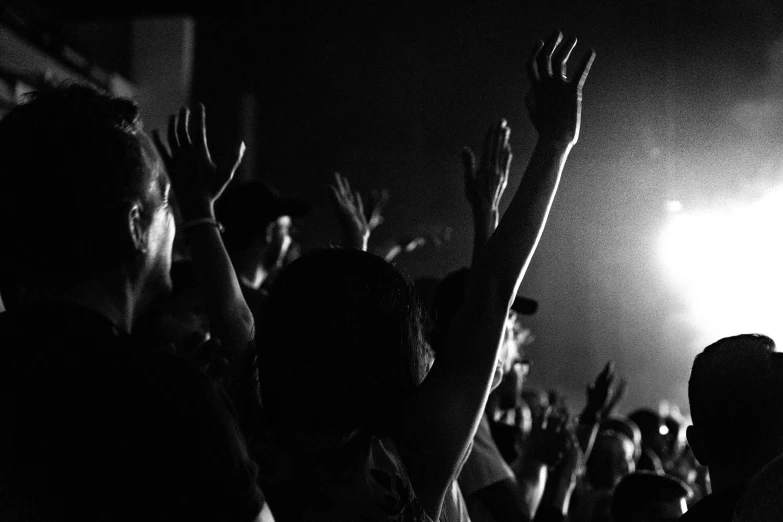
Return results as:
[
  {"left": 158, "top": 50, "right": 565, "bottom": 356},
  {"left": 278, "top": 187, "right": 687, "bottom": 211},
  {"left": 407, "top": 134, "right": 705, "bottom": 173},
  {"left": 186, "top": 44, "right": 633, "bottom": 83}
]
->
[
  {"left": 679, "top": 485, "right": 745, "bottom": 522},
  {"left": 0, "top": 304, "right": 264, "bottom": 521}
]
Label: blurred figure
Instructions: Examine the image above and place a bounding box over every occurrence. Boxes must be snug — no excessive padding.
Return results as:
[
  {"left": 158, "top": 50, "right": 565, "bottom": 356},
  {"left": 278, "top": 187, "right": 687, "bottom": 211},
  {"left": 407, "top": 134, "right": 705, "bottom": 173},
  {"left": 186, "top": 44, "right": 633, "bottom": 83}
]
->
[
  {"left": 216, "top": 180, "right": 308, "bottom": 310},
  {"left": 629, "top": 409, "right": 668, "bottom": 475},
  {"left": 612, "top": 472, "right": 691, "bottom": 522},
  {"left": 601, "top": 417, "right": 643, "bottom": 463},
  {"left": 682, "top": 334, "right": 783, "bottom": 522},
  {"left": 571, "top": 430, "right": 636, "bottom": 522}
]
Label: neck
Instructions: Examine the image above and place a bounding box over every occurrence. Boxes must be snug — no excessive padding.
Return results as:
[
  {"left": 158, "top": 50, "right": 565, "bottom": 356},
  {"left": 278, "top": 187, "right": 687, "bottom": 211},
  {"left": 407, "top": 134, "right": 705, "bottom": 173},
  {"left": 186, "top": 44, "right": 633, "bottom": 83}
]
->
[
  {"left": 708, "top": 462, "right": 759, "bottom": 494},
  {"left": 21, "top": 269, "right": 139, "bottom": 334}
]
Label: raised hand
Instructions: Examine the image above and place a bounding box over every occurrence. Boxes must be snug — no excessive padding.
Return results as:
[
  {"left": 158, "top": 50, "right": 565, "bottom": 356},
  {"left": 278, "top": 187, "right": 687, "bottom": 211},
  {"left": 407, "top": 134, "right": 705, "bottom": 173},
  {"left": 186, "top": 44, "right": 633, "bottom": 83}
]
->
[
  {"left": 462, "top": 119, "right": 512, "bottom": 215},
  {"left": 584, "top": 361, "right": 626, "bottom": 421},
  {"left": 526, "top": 31, "right": 595, "bottom": 147},
  {"left": 152, "top": 104, "right": 245, "bottom": 220},
  {"left": 524, "top": 405, "right": 570, "bottom": 467},
  {"left": 329, "top": 172, "right": 387, "bottom": 251}
]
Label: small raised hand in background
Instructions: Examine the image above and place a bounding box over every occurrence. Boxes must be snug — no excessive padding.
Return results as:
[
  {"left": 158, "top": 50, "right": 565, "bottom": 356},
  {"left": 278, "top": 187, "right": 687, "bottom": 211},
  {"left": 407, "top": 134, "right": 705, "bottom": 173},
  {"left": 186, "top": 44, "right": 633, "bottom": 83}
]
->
[
  {"left": 585, "top": 361, "right": 626, "bottom": 421},
  {"left": 462, "top": 119, "right": 512, "bottom": 266},
  {"left": 329, "top": 172, "right": 389, "bottom": 251}
]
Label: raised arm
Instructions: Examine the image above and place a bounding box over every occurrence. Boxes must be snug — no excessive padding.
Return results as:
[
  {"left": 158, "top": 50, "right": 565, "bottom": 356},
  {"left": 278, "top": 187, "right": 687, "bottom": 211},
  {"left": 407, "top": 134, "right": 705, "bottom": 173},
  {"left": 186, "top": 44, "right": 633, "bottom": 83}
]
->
[
  {"left": 399, "top": 32, "right": 595, "bottom": 519},
  {"left": 153, "top": 105, "right": 253, "bottom": 371},
  {"left": 463, "top": 119, "right": 512, "bottom": 267}
]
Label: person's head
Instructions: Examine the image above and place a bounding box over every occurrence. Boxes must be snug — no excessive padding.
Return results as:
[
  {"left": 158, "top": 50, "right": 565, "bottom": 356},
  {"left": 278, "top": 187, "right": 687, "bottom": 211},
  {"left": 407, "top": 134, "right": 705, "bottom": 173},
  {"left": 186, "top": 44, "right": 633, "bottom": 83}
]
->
[
  {"left": 628, "top": 409, "right": 668, "bottom": 458},
  {"left": 0, "top": 84, "right": 174, "bottom": 312},
  {"left": 612, "top": 472, "right": 691, "bottom": 522},
  {"left": 217, "top": 181, "right": 308, "bottom": 283},
  {"left": 587, "top": 430, "right": 636, "bottom": 489},
  {"left": 686, "top": 334, "right": 783, "bottom": 482},
  {"left": 601, "top": 417, "right": 643, "bottom": 462},
  {"left": 258, "top": 248, "right": 428, "bottom": 436},
  {"left": 429, "top": 268, "right": 535, "bottom": 395}
]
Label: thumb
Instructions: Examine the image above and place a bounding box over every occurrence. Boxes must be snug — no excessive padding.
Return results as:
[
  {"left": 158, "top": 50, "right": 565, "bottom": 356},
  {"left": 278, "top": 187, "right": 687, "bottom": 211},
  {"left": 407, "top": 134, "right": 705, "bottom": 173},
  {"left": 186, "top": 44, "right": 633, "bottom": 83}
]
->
[{"left": 219, "top": 141, "right": 246, "bottom": 180}]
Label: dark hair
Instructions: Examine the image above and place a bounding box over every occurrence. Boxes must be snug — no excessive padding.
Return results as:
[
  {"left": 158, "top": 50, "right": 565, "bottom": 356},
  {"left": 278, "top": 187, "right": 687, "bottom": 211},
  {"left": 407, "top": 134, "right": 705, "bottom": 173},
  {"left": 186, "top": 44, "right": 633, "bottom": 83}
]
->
[
  {"left": 258, "top": 248, "right": 428, "bottom": 436},
  {"left": 0, "top": 84, "right": 156, "bottom": 287},
  {"left": 688, "top": 334, "right": 783, "bottom": 466},
  {"left": 612, "top": 472, "right": 691, "bottom": 522}
]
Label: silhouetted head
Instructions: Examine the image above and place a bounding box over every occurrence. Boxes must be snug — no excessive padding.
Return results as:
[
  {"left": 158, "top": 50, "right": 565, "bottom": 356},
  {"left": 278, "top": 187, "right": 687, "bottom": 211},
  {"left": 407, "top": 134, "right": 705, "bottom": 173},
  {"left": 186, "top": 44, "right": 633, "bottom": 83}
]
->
[
  {"left": 601, "top": 417, "right": 642, "bottom": 462},
  {"left": 629, "top": 409, "right": 668, "bottom": 458},
  {"left": 0, "top": 84, "right": 173, "bottom": 310},
  {"left": 612, "top": 471, "right": 691, "bottom": 522},
  {"left": 686, "top": 334, "right": 783, "bottom": 481},
  {"left": 587, "top": 430, "right": 636, "bottom": 489},
  {"left": 258, "top": 248, "right": 428, "bottom": 436}
]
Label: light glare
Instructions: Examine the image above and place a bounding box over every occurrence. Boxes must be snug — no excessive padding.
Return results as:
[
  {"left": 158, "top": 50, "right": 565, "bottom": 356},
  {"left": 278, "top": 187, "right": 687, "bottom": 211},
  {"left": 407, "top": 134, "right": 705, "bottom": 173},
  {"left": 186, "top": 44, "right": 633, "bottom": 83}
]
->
[{"left": 660, "top": 185, "right": 783, "bottom": 349}]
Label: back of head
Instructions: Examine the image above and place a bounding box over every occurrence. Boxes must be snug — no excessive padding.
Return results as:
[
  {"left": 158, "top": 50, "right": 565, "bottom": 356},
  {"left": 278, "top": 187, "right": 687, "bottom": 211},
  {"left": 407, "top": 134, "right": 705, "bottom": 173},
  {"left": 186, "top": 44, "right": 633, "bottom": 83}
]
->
[
  {"left": 612, "top": 471, "right": 691, "bottom": 522},
  {"left": 0, "top": 84, "right": 154, "bottom": 289},
  {"left": 688, "top": 334, "right": 783, "bottom": 471},
  {"left": 601, "top": 416, "right": 642, "bottom": 461},
  {"left": 258, "top": 248, "right": 428, "bottom": 436},
  {"left": 587, "top": 430, "right": 636, "bottom": 489}
]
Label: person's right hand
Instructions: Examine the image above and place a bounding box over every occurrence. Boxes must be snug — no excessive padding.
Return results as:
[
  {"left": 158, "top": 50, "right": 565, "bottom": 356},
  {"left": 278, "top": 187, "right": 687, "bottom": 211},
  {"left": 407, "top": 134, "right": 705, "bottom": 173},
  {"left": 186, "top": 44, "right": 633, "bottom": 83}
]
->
[
  {"left": 152, "top": 105, "right": 245, "bottom": 220},
  {"left": 526, "top": 31, "right": 595, "bottom": 148}
]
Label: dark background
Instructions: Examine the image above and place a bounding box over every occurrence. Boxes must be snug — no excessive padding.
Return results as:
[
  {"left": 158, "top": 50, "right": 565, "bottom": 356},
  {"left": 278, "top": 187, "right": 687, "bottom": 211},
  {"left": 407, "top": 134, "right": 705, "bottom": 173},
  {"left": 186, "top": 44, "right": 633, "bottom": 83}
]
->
[{"left": 38, "top": 0, "right": 783, "bottom": 414}]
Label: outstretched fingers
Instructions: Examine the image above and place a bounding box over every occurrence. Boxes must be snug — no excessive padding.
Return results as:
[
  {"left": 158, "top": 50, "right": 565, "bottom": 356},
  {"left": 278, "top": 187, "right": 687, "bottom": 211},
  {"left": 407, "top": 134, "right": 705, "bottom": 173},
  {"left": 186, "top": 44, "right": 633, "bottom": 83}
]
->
[
  {"left": 527, "top": 41, "right": 544, "bottom": 85},
  {"left": 176, "top": 107, "right": 191, "bottom": 148},
  {"left": 192, "top": 103, "right": 211, "bottom": 162},
  {"left": 537, "top": 30, "right": 563, "bottom": 79},
  {"left": 553, "top": 36, "right": 577, "bottom": 79}
]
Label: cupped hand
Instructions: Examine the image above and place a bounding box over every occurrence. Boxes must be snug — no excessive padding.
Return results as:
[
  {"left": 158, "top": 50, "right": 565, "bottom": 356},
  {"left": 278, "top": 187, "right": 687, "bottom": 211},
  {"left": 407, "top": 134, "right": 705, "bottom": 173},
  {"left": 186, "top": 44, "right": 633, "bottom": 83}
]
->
[
  {"left": 526, "top": 31, "right": 595, "bottom": 147},
  {"left": 462, "top": 119, "right": 512, "bottom": 213},
  {"left": 153, "top": 104, "right": 245, "bottom": 219}
]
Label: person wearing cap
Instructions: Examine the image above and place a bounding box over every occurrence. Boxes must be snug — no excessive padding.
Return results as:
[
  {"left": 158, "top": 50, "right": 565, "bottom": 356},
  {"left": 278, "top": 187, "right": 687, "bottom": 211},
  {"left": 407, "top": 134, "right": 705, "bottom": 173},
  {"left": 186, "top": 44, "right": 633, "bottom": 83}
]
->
[{"left": 216, "top": 180, "right": 308, "bottom": 313}]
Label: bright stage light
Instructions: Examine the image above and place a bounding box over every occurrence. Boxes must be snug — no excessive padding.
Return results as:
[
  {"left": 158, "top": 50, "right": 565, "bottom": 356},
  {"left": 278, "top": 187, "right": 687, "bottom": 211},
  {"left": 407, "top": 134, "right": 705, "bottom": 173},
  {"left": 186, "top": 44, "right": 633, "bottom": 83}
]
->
[{"left": 659, "top": 185, "right": 783, "bottom": 349}]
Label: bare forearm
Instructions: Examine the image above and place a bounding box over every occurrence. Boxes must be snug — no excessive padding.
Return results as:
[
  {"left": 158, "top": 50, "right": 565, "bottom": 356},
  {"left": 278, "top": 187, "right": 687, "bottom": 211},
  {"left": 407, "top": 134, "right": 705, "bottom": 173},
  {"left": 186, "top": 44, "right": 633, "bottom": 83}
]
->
[
  {"left": 184, "top": 205, "right": 254, "bottom": 357},
  {"left": 474, "top": 139, "right": 570, "bottom": 310},
  {"left": 471, "top": 206, "right": 499, "bottom": 269}
]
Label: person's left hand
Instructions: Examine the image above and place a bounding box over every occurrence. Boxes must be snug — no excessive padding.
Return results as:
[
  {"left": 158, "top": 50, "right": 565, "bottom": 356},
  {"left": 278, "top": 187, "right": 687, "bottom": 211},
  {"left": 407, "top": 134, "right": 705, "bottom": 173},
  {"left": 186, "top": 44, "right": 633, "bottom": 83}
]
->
[
  {"left": 462, "top": 119, "right": 512, "bottom": 216},
  {"left": 153, "top": 104, "right": 245, "bottom": 220}
]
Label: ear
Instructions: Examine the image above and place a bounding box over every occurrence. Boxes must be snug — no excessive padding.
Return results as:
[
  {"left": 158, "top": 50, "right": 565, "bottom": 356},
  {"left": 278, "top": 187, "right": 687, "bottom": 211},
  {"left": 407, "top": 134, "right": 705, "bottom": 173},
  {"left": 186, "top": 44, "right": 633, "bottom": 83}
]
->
[
  {"left": 128, "top": 203, "right": 147, "bottom": 254},
  {"left": 686, "top": 424, "right": 711, "bottom": 467}
]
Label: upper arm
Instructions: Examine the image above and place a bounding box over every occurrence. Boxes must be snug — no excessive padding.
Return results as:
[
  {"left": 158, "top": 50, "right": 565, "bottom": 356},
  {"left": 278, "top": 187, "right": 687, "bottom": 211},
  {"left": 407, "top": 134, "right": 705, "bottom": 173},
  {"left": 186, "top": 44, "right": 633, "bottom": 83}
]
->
[
  {"left": 466, "top": 478, "right": 532, "bottom": 522},
  {"left": 399, "top": 273, "right": 511, "bottom": 517}
]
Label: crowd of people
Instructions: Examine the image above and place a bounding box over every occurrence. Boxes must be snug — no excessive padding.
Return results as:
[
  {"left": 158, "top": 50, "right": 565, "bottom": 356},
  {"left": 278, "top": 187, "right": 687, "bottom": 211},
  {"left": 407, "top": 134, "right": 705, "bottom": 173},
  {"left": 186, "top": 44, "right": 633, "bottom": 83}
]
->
[{"left": 0, "top": 29, "right": 781, "bottom": 522}]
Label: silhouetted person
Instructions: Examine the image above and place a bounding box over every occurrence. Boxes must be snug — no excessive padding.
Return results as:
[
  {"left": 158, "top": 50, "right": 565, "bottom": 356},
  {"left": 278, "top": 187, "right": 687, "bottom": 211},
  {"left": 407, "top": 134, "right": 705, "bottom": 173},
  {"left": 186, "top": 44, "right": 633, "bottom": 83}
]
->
[
  {"left": 612, "top": 472, "right": 691, "bottom": 522},
  {"left": 0, "top": 85, "right": 264, "bottom": 521},
  {"left": 681, "top": 334, "right": 783, "bottom": 522}
]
